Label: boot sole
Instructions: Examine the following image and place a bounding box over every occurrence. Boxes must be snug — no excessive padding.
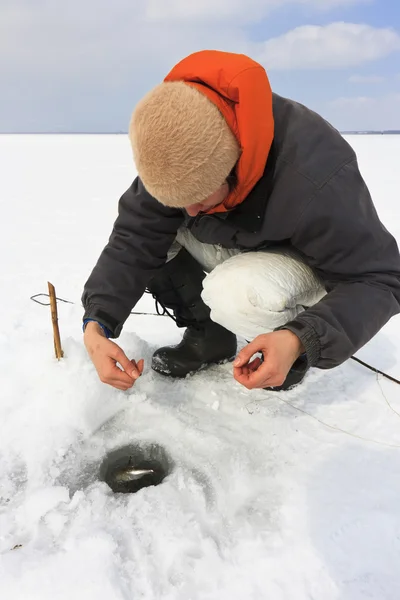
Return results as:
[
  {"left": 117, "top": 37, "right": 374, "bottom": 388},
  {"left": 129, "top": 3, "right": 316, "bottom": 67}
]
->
[{"left": 151, "top": 354, "right": 236, "bottom": 379}]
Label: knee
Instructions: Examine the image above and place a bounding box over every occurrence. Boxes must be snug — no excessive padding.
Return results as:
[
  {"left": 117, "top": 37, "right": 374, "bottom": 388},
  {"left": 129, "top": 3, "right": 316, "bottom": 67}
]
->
[
  {"left": 202, "top": 252, "right": 286, "bottom": 321},
  {"left": 201, "top": 252, "right": 325, "bottom": 338}
]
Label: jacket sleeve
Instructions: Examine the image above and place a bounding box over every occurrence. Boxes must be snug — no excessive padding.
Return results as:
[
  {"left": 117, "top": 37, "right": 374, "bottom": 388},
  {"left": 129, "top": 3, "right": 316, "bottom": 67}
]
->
[
  {"left": 283, "top": 159, "right": 400, "bottom": 368},
  {"left": 81, "top": 177, "right": 184, "bottom": 337}
]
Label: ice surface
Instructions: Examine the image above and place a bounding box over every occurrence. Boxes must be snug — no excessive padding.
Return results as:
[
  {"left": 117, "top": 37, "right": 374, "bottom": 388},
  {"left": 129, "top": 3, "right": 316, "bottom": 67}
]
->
[{"left": 1, "top": 134, "right": 400, "bottom": 599}]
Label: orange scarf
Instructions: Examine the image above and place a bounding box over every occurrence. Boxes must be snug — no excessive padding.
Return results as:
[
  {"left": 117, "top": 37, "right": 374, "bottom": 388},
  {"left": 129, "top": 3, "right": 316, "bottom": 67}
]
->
[{"left": 164, "top": 50, "right": 274, "bottom": 214}]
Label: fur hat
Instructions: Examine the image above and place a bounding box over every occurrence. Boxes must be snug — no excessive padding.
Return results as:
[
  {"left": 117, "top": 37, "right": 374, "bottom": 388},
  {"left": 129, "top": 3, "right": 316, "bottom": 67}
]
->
[{"left": 129, "top": 81, "right": 241, "bottom": 207}]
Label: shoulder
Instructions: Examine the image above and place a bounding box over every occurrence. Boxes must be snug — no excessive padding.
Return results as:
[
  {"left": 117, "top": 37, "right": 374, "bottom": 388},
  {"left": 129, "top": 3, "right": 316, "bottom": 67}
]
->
[{"left": 272, "top": 93, "right": 356, "bottom": 189}]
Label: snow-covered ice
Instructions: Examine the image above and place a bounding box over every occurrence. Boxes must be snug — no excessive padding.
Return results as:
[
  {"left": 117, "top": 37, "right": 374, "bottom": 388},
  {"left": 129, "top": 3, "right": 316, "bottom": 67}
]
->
[{"left": 1, "top": 133, "right": 400, "bottom": 599}]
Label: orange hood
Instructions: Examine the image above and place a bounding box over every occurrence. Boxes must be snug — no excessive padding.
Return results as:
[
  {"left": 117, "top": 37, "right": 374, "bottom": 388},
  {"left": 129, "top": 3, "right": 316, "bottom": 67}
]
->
[{"left": 164, "top": 50, "right": 274, "bottom": 214}]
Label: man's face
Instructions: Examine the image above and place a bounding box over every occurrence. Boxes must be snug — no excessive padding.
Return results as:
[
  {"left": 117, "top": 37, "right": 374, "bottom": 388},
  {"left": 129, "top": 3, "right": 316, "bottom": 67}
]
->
[{"left": 185, "top": 182, "right": 229, "bottom": 217}]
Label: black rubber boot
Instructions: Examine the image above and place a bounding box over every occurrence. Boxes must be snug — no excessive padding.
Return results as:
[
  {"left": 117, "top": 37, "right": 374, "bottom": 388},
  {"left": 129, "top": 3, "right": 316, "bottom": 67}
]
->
[
  {"left": 147, "top": 248, "right": 237, "bottom": 378},
  {"left": 265, "top": 354, "right": 308, "bottom": 392}
]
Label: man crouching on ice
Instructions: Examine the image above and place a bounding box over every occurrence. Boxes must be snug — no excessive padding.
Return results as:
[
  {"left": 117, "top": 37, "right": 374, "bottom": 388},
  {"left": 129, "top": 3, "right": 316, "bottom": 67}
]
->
[{"left": 81, "top": 50, "right": 400, "bottom": 392}]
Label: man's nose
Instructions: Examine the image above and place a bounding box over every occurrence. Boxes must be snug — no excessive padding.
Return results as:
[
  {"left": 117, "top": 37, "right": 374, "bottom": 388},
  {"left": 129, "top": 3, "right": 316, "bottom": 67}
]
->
[{"left": 185, "top": 204, "right": 201, "bottom": 217}]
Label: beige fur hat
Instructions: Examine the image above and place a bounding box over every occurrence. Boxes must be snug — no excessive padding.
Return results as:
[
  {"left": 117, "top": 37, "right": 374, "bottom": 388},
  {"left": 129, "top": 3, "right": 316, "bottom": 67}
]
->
[{"left": 129, "top": 81, "right": 241, "bottom": 207}]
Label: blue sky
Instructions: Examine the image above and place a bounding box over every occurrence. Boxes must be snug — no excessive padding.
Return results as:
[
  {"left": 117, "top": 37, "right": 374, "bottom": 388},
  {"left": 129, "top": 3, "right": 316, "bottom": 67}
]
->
[{"left": 1, "top": 0, "right": 399, "bottom": 132}]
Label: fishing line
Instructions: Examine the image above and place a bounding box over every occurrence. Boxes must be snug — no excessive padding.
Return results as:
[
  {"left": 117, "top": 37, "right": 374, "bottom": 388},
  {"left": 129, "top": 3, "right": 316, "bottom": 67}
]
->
[
  {"left": 30, "top": 293, "right": 167, "bottom": 317},
  {"left": 269, "top": 357, "right": 400, "bottom": 450},
  {"left": 376, "top": 375, "right": 400, "bottom": 420},
  {"left": 30, "top": 294, "right": 74, "bottom": 306},
  {"left": 274, "top": 394, "right": 400, "bottom": 450},
  {"left": 30, "top": 291, "right": 400, "bottom": 386},
  {"left": 31, "top": 291, "right": 400, "bottom": 449}
]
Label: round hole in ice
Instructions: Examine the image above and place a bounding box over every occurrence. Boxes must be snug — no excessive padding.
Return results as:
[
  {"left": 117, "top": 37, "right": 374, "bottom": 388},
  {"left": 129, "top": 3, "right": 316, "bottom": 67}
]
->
[{"left": 99, "top": 443, "right": 173, "bottom": 494}]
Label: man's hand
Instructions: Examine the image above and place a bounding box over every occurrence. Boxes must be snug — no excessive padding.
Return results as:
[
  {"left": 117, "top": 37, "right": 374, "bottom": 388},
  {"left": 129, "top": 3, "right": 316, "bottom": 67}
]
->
[
  {"left": 84, "top": 321, "right": 144, "bottom": 390},
  {"left": 233, "top": 330, "right": 304, "bottom": 390}
]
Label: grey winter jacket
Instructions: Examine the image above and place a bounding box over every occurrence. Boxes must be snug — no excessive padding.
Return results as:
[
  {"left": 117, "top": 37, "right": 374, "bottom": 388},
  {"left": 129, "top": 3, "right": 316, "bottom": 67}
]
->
[{"left": 82, "top": 93, "right": 400, "bottom": 369}]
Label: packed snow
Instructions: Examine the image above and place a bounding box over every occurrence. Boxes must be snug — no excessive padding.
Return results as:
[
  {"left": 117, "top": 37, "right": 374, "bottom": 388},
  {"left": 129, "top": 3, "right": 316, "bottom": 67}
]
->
[{"left": 1, "top": 133, "right": 400, "bottom": 599}]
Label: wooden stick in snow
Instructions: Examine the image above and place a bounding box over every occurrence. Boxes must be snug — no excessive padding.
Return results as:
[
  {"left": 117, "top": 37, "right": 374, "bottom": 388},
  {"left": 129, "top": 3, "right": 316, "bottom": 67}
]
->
[{"left": 48, "top": 282, "right": 64, "bottom": 359}]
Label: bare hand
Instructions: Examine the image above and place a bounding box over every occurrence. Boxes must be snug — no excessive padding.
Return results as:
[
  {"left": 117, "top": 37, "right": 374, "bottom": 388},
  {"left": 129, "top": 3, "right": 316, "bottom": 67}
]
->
[
  {"left": 84, "top": 321, "right": 144, "bottom": 390},
  {"left": 233, "top": 330, "right": 304, "bottom": 390}
]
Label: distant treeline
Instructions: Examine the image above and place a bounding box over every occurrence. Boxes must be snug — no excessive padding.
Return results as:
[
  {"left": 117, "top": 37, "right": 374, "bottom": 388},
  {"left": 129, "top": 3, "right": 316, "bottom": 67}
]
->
[{"left": 341, "top": 130, "right": 400, "bottom": 135}]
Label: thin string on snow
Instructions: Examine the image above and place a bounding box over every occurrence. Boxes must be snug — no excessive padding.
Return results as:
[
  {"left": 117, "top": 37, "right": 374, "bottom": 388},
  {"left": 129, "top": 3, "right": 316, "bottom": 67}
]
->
[
  {"left": 376, "top": 375, "right": 400, "bottom": 420},
  {"left": 350, "top": 356, "right": 400, "bottom": 422},
  {"left": 30, "top": 293, "right": 74, "bottom": 306},
  {"left": 274, "top": 395, "right": 400, "bottom": 450},
  {"left": 271, "top": 359, "right": 400, "bottom": 450},
  {"left": 30, "top": 290, "right": 400, "bottom": 449},
  {"left": 30, "top": 291, "right": 400, "bottom": 386},
  {"left": 30, "top": 293, "right": 168, "bottom": 317}
]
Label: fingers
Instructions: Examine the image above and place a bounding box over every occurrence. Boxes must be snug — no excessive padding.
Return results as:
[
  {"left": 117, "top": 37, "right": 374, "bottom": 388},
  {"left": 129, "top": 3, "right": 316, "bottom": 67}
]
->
[
  {"left": 233, "top": 337, "right": 265, "bottom": 368},
  {"left": 137, "top": 359, "right": 144, "bottom": 375},
  {"left": 98, "top": 357, "right": 145, "bottom": 390},
  {"left": 234, "top": 356, "right": 261, "bottom": 379},
  {"left": 112, "top": 347, "right": 139, "bottom": 379},
  {"left": 247, "top": 356, "right": 262, "bottom": 372},
  {"left": 234, "top": 358, "right": 286, "bottom": 390},
  {"left": 98, "top": 361, "right": 133, "bottom": 388},
  {"left": 233, "top": 334, "right": 292, "bottom": 389},
  {"left": 129, "top": 358, "right": 145, "bottom": 378},
  {"left": 86, "top": 334, "right": 146, "bottom": 391},
  {"left": 111, "top": 348, "right": 145, "bottom": 384}
]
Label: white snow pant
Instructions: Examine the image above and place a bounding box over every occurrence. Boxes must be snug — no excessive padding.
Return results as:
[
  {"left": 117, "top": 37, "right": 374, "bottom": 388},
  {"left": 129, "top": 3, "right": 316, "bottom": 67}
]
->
[{"left": 168, "top": 228, "right": 326, "bottom": 341}]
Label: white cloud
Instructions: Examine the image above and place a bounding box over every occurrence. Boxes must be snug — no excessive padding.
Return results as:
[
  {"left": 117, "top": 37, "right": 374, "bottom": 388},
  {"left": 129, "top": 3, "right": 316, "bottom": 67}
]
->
[
  {"left": 330, "top": 96, "right": 376, "bottom": 108},
  {"left": 326, "top": 94, "right": 400, "bottom": 130},
  {"left": 0, "top": 2, "right": 245, "bottom": 82},
  {"left": 257, "top": 23, "right": 400, "bottom": 70},
  {"left": 0, "top": 1, "right": 250, "bottom": 131},
  {"left": 348, "top": 75, "right": 385, "bottom": 83},
  {"left": 145, "top": 0, "right": 368, "bottom": 21},
  {"left": 0, "top": 0, "right": 397, "bottom": 132},
  {"left": 308, "top": 0, "right": 370, "bottom": 6}
]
